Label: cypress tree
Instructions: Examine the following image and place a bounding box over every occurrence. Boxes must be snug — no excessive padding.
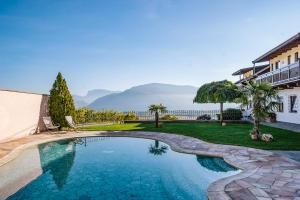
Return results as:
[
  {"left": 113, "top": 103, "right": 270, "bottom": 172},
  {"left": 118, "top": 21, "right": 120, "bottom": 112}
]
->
[{"left": 49, "top": 72, "right": 76, "bottom": 128}]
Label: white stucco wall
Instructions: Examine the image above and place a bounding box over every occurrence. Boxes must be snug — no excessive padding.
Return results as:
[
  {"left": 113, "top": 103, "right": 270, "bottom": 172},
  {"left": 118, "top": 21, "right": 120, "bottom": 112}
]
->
[
  {"left": 0, "top": 90, "right": 48, "bottom": 142},
  {"left": 276, "top": 87, "right": 300, "bottom": 124}
]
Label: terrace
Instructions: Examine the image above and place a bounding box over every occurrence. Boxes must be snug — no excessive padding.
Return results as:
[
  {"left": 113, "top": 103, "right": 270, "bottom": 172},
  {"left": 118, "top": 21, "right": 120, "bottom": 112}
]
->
[{"left": 256, "top": 60, "right": 300, "bottom": 86}]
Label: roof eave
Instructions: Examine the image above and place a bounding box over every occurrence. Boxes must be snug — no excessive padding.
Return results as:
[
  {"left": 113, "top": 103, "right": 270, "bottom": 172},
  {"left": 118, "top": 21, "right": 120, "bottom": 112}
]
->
[
  {"left": 252, "top": 32, "right": 300, "bottom": 64},
  {"left": 232, "top": 71, "right": 242, "bottom": 76}
]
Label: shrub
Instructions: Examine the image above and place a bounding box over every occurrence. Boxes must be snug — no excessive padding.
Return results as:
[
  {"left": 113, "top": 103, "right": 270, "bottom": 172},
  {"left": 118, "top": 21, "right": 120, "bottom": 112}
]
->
[
  {"left": 75, "top": 108, "right": 125, "bottom": 124},
  {"left": 217, "top": 108, "right": 242, "bottom": 120},
  {"left": 75, "top": 108, "right": 93, "bottom": 124},
  {"left": 196, "top": 114, "right": 211, "bottom": 120},
  {"left": 93, "top": 110, "right": 125, "bottom": 123},
  {"left": 124, "top": 112, "right": 139, "bottom": 121},
  {"left": 160, "top": 115, "right": 178, "bottom": 120}
]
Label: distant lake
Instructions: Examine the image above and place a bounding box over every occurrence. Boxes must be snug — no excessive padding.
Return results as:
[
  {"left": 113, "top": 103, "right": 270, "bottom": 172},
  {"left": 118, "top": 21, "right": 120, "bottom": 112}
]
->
[{"left": 190, "top": 103, "right": 239, "bottom": 111}]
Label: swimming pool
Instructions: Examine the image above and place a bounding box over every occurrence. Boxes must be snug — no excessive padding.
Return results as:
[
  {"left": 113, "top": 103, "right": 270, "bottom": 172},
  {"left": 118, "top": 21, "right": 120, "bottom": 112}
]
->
[{"left": 0, "top": 137, "right": 240, "bottom": 200}]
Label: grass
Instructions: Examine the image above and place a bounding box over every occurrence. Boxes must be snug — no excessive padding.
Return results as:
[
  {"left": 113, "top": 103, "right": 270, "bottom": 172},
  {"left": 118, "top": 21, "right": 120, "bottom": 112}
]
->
[{"left": 80, "top": 122, "right": 300, "bottom": 150}]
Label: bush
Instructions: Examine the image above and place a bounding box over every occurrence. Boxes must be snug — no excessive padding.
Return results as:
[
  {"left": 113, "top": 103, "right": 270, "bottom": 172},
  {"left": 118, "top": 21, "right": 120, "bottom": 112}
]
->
[
  {"left": 75, "top": 108, "right": 125, "bottom": 124},
  {"left": 196, "top": 114, "right": 211, "bottom": 120},
  {"left": 217, "top": 108, "right": 242, "bottom": 120},
  {"left": 160, "top": 115, "right": 179, "bottom": 120},
  {"left": 76, "top": 108, "right": 94, "bottom": 124},
  {"left": 124, "top": 112, "right": 139, "bottom": 121}
]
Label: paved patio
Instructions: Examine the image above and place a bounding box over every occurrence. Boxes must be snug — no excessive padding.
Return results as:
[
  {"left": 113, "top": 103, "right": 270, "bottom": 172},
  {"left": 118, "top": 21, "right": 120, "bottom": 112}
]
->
[
  {"left": 273, "top": 151, "right": 300, "bottom": 163},
  {"left": 262, "top": 121, "right": 300, "bottom": 133},
  {"left": 0, "top": 131, "right": 300, "bottom": 200}
]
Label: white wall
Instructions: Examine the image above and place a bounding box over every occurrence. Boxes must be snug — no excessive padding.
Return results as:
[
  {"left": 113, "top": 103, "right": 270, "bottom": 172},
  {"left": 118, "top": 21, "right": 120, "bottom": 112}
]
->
[
  {"left": 276, "top": 87, "right": 300, "bottom": 124},
  {"left": 0, "top": 90, "right": 48, "bottom": 142}
]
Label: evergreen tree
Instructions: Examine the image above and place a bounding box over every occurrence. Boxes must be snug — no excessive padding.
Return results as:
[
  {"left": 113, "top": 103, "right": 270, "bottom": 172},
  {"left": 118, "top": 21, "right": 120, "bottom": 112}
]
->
[{"left": 49, "top": 72, "right": 76, "bottom": 128}]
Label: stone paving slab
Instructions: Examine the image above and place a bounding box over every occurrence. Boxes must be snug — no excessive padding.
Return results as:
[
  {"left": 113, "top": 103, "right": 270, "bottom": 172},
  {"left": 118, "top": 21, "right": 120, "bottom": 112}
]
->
[
  {"left": 272, "top": 151, "right": 300, "bottom": 163},
  {"left": 0, "top": 131, "right": 300, "bottom": 200}
]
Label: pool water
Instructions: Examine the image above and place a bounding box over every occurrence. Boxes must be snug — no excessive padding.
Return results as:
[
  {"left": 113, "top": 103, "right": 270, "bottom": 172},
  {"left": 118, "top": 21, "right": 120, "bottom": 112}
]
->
[{"left": 0, "top": 137, "right": 240, "bottom": 200}]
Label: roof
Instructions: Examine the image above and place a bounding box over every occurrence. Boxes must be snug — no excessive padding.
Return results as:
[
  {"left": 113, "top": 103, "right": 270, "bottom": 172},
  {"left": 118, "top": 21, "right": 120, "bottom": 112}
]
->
[
  {"left": 253, "top": 33, "right": 300, "bottom": 63},
  {"left": 234, "top": 65, "right": 270, "bottom": 85},
  {"left": 232, "top": 66, "right": 253, "bottom": 76},
  {"left": 232, "top": 64, "right": 269, "bottom": 76}
]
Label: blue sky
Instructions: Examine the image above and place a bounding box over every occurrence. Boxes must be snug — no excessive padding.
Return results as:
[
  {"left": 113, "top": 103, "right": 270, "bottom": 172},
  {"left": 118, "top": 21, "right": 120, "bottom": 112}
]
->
[{"left": 1, "top": 0, "right": 300, "bottom": 95}]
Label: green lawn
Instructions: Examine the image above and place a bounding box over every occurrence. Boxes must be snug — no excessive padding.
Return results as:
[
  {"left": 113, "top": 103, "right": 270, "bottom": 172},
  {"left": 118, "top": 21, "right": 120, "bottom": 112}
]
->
[{"left": 80, "top": 122, "right": 300, "bottom": 150}]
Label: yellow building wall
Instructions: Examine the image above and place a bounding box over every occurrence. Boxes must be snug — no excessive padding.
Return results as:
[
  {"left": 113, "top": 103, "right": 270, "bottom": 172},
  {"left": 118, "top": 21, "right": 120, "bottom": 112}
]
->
[
  {"left": 243, "top": 70, "right": 253, "bottom": 78},
  {"left": 270, "top": 44, "right": 300, "bottom": 71}
]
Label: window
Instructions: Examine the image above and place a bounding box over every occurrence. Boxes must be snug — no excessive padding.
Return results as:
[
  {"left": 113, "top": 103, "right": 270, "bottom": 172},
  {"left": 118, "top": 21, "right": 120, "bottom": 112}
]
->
[
  {"left": 289, "top": 95, "right": 298, "bottom": 113},
  {"left": 288, "top": 55, "right": 291, "bottom": 65},
  {"left": 295, "top": 52, "right": 299, "bottom": 62},
  {"left": 271, "top": 63, "right": 274, "bottom": 71},
  {"left": 275, "top": 61, "right": 279, "bottom": 69},
  {"left": 277, "top": 97, "right": 284, "bottom": 112}
]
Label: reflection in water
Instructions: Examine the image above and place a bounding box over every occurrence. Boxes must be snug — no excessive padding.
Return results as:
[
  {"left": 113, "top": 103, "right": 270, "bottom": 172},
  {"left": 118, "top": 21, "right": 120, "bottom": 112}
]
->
[
  {"left": 38, "top": 140, "right": 76, "bottom": 190},
  {"left": 148, "top": 140, "right": 168, "bottom": 155},
  {"left": 74, "top": 138, "right": 86, "bottom": 145},
  {"left": 3, "top": 137, "right": 240, "bottom": 200},
  {"left": 196, "top": 155, "right": 237, "bottom": 172},
  {"left": 74, "top": 137, "right": 111, "bottom": 146},
  {"left": 0, "top": 146, "right": 43, "bottom": 200}
]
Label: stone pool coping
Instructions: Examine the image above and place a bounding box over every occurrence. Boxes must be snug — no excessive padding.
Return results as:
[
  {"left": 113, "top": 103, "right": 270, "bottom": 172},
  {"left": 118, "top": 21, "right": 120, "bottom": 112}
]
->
[{"left": 0, "top": 131, "right": 299, "bottom": 200}]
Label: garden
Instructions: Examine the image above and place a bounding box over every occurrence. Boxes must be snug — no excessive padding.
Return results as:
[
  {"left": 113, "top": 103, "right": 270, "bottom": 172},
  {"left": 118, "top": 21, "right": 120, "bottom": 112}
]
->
[{"left": 48, "top": 73, "right": 300, "bottom": 151}]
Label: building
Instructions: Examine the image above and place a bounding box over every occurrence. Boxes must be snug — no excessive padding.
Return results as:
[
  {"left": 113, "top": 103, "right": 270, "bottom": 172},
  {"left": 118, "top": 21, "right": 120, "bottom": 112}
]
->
[
  {"left": 233, "top": 33, "right": 300, "bottom": 124},
  {"left": 232, "top": 64, "right": 269, "bottom": 86}
]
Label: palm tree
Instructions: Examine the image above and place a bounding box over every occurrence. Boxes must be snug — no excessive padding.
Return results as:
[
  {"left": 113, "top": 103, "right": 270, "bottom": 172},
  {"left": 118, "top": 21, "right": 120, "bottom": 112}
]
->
[
  {"left": 239, "top": 81, "right": 279, "bottom": 140},
  {"left": 149, "top": 140, "right": 168, "bottom": 156},
  {"left": 194, "top": 80, "right": 241, "bottom": 125},
  {"left": 148, "top": 104, "right": 167, "bottom": 128}
]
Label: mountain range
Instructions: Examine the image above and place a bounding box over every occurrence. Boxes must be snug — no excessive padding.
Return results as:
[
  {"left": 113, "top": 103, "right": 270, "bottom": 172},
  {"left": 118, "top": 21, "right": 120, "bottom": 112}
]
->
[
  {"left": 73, "top": 89, "right": 120, "bottom": 108},
  {"left": 73, "top": 83, "right": 237, "bottom": 111}
]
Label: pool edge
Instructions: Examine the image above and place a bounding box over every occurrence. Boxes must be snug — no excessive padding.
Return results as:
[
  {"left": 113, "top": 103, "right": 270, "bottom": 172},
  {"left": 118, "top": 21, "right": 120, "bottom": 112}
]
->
[{"left": 0, "top": 131, "right": 299, "bottom": 200}]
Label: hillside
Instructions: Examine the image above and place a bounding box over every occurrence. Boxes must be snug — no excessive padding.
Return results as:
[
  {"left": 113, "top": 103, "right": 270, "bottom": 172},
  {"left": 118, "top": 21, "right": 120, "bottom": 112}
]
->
[
  {"left": 88, "top": 83, "right": 237, "bottom": 111},
  {"left": 73, "top": 89, "right": 120, "bottom": 108}
]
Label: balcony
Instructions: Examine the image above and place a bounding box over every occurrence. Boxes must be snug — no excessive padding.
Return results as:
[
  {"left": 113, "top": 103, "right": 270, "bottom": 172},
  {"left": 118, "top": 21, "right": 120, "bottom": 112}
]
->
[{"left": 256, "top": 60, "right": 300, "bottom": 86}]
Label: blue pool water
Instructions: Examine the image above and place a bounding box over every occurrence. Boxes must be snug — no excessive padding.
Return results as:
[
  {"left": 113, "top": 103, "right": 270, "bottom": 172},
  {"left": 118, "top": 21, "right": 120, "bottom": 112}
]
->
[{"left": 2, "top": 137, "right": 240, "bottom": 200}]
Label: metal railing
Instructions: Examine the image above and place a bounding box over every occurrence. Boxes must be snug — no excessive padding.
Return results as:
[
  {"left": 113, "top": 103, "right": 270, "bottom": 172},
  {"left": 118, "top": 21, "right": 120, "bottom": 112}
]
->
[
  {"left": 256, "top": 60, "right": 300, "bottom": 86},
  {"left": 124, "top": 110, "right": 220, "bottom": 120}
]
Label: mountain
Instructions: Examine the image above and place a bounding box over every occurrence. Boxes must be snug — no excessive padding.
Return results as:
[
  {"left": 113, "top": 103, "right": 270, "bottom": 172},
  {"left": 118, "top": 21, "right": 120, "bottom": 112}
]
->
[
  {"left": 73, "top": 89, "right": 120, "bottom": 108},
  {"left": 88, "top": 83, "right": 237, "bottom": 111}
]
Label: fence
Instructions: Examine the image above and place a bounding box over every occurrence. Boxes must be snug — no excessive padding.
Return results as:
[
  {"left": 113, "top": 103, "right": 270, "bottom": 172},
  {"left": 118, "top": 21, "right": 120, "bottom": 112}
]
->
[{"left": 123, "top": 110, "right": 221, "bottom": 120}]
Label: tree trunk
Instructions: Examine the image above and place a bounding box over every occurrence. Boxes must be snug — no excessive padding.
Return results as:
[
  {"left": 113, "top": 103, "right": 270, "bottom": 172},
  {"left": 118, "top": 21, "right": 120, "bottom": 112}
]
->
[
  {"left": 155, "top": 140, "right": 159, "bottom": 148},
  {"left": 220, "top": 102, "right": 224, "bottom": 125},
  {"left": 254, "top": 119, "right": 260, "bottom": 137},
  {"left": 251, "top": 119, "right": 260, "bottom": 140},
  {"left": 155, "top": 112, "right": 159, "bottom": 128}
]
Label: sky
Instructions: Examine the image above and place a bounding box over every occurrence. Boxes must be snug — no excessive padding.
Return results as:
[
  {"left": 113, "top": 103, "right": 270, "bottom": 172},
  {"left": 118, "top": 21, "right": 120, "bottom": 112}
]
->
[{"left": 1, "top": 0, "right": 300, "bottom": 95}]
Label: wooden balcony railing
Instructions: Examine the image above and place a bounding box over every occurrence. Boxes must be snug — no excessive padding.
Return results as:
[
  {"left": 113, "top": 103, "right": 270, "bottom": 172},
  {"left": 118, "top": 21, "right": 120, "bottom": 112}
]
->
[{"left": 256, "top": 60, "right": 300, "bottom": 86}]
